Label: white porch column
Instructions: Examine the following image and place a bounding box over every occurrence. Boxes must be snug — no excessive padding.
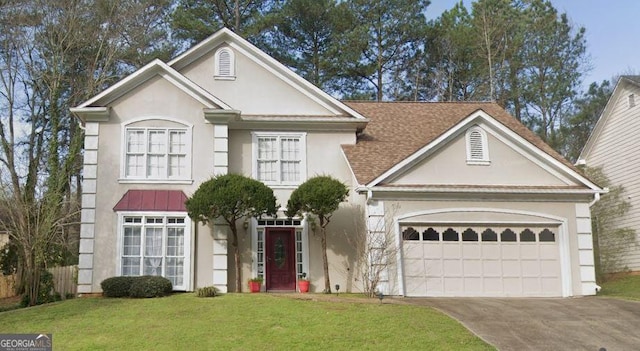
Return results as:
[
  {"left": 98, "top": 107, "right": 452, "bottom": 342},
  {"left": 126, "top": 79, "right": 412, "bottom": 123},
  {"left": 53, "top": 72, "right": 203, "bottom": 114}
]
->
[{"left": 78, "top": 122, "right": 100, "bottom": 294}]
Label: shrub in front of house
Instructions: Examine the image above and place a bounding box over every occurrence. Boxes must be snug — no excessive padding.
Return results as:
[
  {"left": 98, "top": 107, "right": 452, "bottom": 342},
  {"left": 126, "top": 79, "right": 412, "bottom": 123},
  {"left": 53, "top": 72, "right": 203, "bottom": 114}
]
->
[
  {"left": 128, "top": 276, "right": 173, "bottom": 298},
  {"left": 195, "top": 286, "right": 219, "bottom": 298},
  {"left": 101, "top": 276, "right": 172, "bottom": 298},
  {"left": 101, "top": 276, "right": 136, "bottom": 297}
]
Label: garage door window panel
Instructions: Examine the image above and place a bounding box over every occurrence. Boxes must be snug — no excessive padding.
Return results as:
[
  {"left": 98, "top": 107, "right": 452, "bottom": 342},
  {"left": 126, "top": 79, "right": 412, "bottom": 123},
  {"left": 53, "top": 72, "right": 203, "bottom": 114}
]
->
[
  {"left": 481, "top": 229, "right": 498, "bottom": 242},
  {"left": 442, "top": 228, "right": 459, "bottom": 241},
  {"left": 402, "top": 227, "right": 420, "bottom": 240},
  {"left": 539, "top": 229, "right": 555, "bottom": 242},
  {"left": 423, "top": 228, "right": 439, "bottom": 241},
  {"left": 462, "top": 228, "right": 479, "bottom": 241},
  {"left": 520, "top": 229, "right": 536, "bottom": 242},
  {"left": 500, "top": 229, "right": 517, "bottom": 242}
]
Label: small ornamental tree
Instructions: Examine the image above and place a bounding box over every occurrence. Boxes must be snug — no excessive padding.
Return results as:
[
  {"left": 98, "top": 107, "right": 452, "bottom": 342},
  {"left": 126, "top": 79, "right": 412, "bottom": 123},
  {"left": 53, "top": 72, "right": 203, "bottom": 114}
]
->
[
  {"left": 286, "top": 176, "right": 348, "bottom": 293},
  {"left": 186, "top": 174, "right": 277, "bottom": 292}
]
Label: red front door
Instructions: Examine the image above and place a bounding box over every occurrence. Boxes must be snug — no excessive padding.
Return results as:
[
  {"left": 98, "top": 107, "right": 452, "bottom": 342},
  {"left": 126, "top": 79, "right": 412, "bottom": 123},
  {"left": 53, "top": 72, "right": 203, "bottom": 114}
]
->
[{"left": 266, "top": 228, "right": 296, "bottom": 291}]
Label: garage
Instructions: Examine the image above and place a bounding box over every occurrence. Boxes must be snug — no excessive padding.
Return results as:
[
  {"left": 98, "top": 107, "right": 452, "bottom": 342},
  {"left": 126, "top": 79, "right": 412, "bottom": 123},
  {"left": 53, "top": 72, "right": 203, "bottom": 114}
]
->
[{"left": 401, "top": 224, "right": 562, "bottom": 297}]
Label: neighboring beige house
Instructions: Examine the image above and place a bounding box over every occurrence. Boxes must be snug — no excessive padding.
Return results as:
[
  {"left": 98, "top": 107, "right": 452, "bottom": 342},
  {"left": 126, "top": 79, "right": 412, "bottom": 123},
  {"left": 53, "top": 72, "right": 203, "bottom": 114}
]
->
[
  {"left": 71, "top": 28, "right": 604, "bottom": 297},
  {"left": 579, "top": 75, "right": 640, "bottom": 272}
]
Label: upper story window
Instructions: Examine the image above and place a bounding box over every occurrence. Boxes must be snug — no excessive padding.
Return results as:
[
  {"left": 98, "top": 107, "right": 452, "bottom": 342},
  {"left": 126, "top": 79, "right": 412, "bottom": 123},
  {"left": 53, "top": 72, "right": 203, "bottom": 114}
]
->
[
  {"left": 629, "top": 94, "right": 636, "bottom": 109},
  {"left": 123, "top": 126, "right": 191, "bottom": 181},
  {"left": 214, "top": 47, "right": 235, "bottom": 79},
  {"left": 252, "top": 132, "right": 307, "bottom": 186},
  {"left": 465, "top": 126, "right": 490, "bottom": 165}
]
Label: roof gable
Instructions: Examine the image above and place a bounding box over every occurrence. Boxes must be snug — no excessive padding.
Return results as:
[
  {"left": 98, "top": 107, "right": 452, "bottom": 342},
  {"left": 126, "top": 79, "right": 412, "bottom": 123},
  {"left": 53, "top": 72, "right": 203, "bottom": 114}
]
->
[
  {"left": 342, "top": 102, "right": 601, "bottom": 192},
  {"left": 74, "top": 59, "right": 231, "bottom": 111},
  {"left": 168, "top": 28, "right": 366, "bottom": 120},
  {"left": 388, "top": 119, "right": 576, "bottom": 187},
  {"left": 579, "top": 75, "right": 640, "bottom": 161}
]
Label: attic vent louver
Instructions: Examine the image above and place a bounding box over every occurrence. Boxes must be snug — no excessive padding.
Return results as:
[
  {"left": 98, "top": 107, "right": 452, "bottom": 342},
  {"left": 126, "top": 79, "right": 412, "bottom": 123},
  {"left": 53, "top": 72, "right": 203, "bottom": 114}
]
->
[
  {"left": 630, "top": 94, "right": 636, "bottom": 109},
  {"left": 215, "top": 47, "right": 235, "bottom": 79},
  {"left": 465, "top": 126, "right": 490, "bottom": 165}
]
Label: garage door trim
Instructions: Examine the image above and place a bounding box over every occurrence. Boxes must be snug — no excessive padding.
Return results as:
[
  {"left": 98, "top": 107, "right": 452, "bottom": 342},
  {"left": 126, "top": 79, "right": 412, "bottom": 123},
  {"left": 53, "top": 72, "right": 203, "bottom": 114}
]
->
[{"left": 395, "top": 208, "right": 572, "bottom": 297}]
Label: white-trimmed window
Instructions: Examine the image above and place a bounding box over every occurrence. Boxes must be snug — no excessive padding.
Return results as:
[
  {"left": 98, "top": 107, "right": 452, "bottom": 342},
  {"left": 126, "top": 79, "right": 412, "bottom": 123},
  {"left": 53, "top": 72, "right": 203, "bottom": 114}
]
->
[
  {"left": 214, "top": 47, "right": 235, "bottom": 79},
  {"left": 252, "top": 132, "right": 307, "bottom": 186},
  {"left": 124, "top": 127, "right": 191, "bottom": 180},
  {"left": 119, "top": 214, "right": 191, "bottom": 290},
  {"left": 465, "top": 126, "right": 490, "bottom": 165}
]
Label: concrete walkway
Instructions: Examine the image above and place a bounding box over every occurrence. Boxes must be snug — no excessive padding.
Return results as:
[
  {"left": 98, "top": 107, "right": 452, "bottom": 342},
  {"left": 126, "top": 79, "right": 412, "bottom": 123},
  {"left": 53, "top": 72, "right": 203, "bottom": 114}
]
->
[{"left": 408, "top": 297, "right": 640, "bottom": 351}]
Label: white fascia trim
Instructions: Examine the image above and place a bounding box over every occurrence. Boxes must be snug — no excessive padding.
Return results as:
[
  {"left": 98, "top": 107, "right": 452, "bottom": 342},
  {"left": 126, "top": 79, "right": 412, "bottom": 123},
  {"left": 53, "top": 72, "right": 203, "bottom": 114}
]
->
[
  {"left": 369, "top": 186, "right": 600, "bottom": 195},
  {"left": 368, "top": 110, "right": 604, "bottom": 192},
  {"left": 169, "top": 28, "right": 366, "bottom": 120},
  {"left": 70, "top": 107, "right": 110, "bottom": 123},
  {"left": 76, "top": 59, "right": 232, "bottom": 110},
  {"left": 394, "top": 207, "right": 573, "bottom": 297}
]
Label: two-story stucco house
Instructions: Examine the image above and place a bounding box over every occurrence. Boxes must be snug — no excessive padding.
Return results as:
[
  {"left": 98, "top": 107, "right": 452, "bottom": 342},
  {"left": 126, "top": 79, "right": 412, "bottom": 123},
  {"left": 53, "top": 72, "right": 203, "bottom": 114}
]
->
[
  {"left": 71, "top": 28, "right": 604, "bottom": 297},
  {"left": 579, "top": 75, "right": 640, "bottom": 272}
]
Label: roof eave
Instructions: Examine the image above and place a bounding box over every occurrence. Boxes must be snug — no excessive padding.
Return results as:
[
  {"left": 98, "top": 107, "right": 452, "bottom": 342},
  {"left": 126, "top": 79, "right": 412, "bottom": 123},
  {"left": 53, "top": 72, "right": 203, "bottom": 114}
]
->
[{"left": 70, "top": 107, "right": 110, "bottom": 123}]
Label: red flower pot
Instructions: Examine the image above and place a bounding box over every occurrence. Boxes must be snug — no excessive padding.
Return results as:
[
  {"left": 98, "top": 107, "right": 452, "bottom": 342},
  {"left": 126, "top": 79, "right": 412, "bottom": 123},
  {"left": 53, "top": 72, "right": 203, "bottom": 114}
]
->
[
  {"left": 248, "top": 281, "right": 261, "bottom": 293},
  {"left": 298, "top": 280, "right": 310, "bottom": 293}
]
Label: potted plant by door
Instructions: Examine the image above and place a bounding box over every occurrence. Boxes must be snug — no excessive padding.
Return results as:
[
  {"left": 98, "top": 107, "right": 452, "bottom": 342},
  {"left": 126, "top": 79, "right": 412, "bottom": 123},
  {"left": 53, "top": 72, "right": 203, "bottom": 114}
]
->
[
  {"left": 248, "top": 277, "right": 263, "bottom": 293},
  {"left": 298, "top": 273, "right": 310, "bottom": 293}
]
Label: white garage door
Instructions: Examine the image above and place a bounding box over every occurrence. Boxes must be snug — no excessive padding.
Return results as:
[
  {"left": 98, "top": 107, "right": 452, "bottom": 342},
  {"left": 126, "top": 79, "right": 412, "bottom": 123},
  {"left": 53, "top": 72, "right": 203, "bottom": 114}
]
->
[{"left": 401, "top": 225, "right": 562, "bottom": 297}]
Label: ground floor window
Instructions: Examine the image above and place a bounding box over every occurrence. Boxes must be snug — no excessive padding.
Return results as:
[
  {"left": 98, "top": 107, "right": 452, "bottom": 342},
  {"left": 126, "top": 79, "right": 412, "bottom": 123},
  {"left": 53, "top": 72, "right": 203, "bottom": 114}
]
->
[{"left": 120, "top": 214, "right": 190, "bottom": 290}]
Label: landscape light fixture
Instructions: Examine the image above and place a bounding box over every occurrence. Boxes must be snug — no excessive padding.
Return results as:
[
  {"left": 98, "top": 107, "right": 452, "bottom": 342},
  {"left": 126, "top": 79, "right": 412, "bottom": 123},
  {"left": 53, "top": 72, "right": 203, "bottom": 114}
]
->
[{"left": 335, "top": 284, "right": 340, "bottom": 296}]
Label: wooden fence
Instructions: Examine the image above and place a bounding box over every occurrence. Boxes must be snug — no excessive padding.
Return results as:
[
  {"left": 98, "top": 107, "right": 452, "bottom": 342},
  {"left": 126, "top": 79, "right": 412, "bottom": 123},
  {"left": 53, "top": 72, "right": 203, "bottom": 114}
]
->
[
  {"left": 49, "top": 265, "right": 78, "bottom": 298},
  {"left": 0, "top": 274, "right": 16, "bottom": 299},
  {"left": 0, "top": 265, "right": 78, "bottom": 299}
]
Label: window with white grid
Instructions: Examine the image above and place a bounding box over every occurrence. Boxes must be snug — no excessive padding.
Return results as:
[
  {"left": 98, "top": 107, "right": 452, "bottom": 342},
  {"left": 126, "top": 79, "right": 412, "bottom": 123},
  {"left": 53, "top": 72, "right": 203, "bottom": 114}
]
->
[
  {"left": 253, "top": 132, "right": 306, "bottom": 185},
  {"left": 124, "top": 128, "right": 190, "bottom": 180},
  {"left": 120, "top": 214, "right": 189, "bottom": 290}
]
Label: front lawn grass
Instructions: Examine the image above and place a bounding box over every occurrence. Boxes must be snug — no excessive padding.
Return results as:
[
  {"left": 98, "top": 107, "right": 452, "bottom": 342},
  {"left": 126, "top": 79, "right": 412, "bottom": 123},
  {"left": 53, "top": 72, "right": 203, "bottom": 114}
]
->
[
  {"left": 0, "top": 293, "right": 493, "bottom": 350},
  {"left": 598, "top": 274, "right": 640, "bottom": 300}
]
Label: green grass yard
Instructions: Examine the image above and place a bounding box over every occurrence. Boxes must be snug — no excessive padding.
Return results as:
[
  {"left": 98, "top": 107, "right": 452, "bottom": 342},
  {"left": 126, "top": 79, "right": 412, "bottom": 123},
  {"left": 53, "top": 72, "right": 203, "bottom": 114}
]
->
[
  {"left": 598, "top": 274, "right": 640, "bottom": 301},
  {"left": 0, "top": 293, "right": 493, "bottom": 350}
]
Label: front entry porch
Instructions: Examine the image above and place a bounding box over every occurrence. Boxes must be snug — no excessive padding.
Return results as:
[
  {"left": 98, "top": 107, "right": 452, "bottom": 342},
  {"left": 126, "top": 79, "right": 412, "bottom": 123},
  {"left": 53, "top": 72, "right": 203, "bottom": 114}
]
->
[{"left": 252, "top": 218, "right": 308, "bottom": 292}]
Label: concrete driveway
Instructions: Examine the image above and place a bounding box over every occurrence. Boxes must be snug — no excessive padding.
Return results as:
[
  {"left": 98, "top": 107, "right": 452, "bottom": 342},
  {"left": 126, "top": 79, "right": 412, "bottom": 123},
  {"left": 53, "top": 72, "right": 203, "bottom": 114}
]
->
[{"left": 408, "top": 297, "right": 640, "bottom": 350}]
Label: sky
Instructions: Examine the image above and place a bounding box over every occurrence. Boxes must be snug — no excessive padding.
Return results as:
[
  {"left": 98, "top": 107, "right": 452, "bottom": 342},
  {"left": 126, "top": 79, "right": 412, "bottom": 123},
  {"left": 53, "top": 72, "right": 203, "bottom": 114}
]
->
[{"left": 426, "top": 0, "right": 640, "bottom": 91}]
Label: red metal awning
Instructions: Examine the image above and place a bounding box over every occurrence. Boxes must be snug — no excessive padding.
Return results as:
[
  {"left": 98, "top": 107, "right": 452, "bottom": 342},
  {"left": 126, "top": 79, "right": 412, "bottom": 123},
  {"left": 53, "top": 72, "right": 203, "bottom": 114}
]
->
[{"left": 113, "top": 190, "right": 188, "bottom": 212}]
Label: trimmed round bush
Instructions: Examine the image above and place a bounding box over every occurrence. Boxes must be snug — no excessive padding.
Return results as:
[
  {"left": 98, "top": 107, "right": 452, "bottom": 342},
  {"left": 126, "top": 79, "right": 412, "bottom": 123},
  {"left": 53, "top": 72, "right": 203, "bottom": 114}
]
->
[
  {"left": 128, "top": 276, "right": 173, "bottom": 298},
  {"left": 101, "top": 276, "right": 135, "bottom": 297}
]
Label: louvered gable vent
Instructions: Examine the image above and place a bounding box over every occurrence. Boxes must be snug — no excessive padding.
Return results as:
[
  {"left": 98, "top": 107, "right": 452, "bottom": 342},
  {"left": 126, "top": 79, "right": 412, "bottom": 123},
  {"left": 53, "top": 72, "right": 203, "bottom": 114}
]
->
[
  {"left": 465, "top": 126, "right": 489, "bottom": 165},
  {"left": 215, "top": 47, "right": 235, "bottom": 78},
  {"left": 469, "top": 130, "right": 484, "bottom": 160}
]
